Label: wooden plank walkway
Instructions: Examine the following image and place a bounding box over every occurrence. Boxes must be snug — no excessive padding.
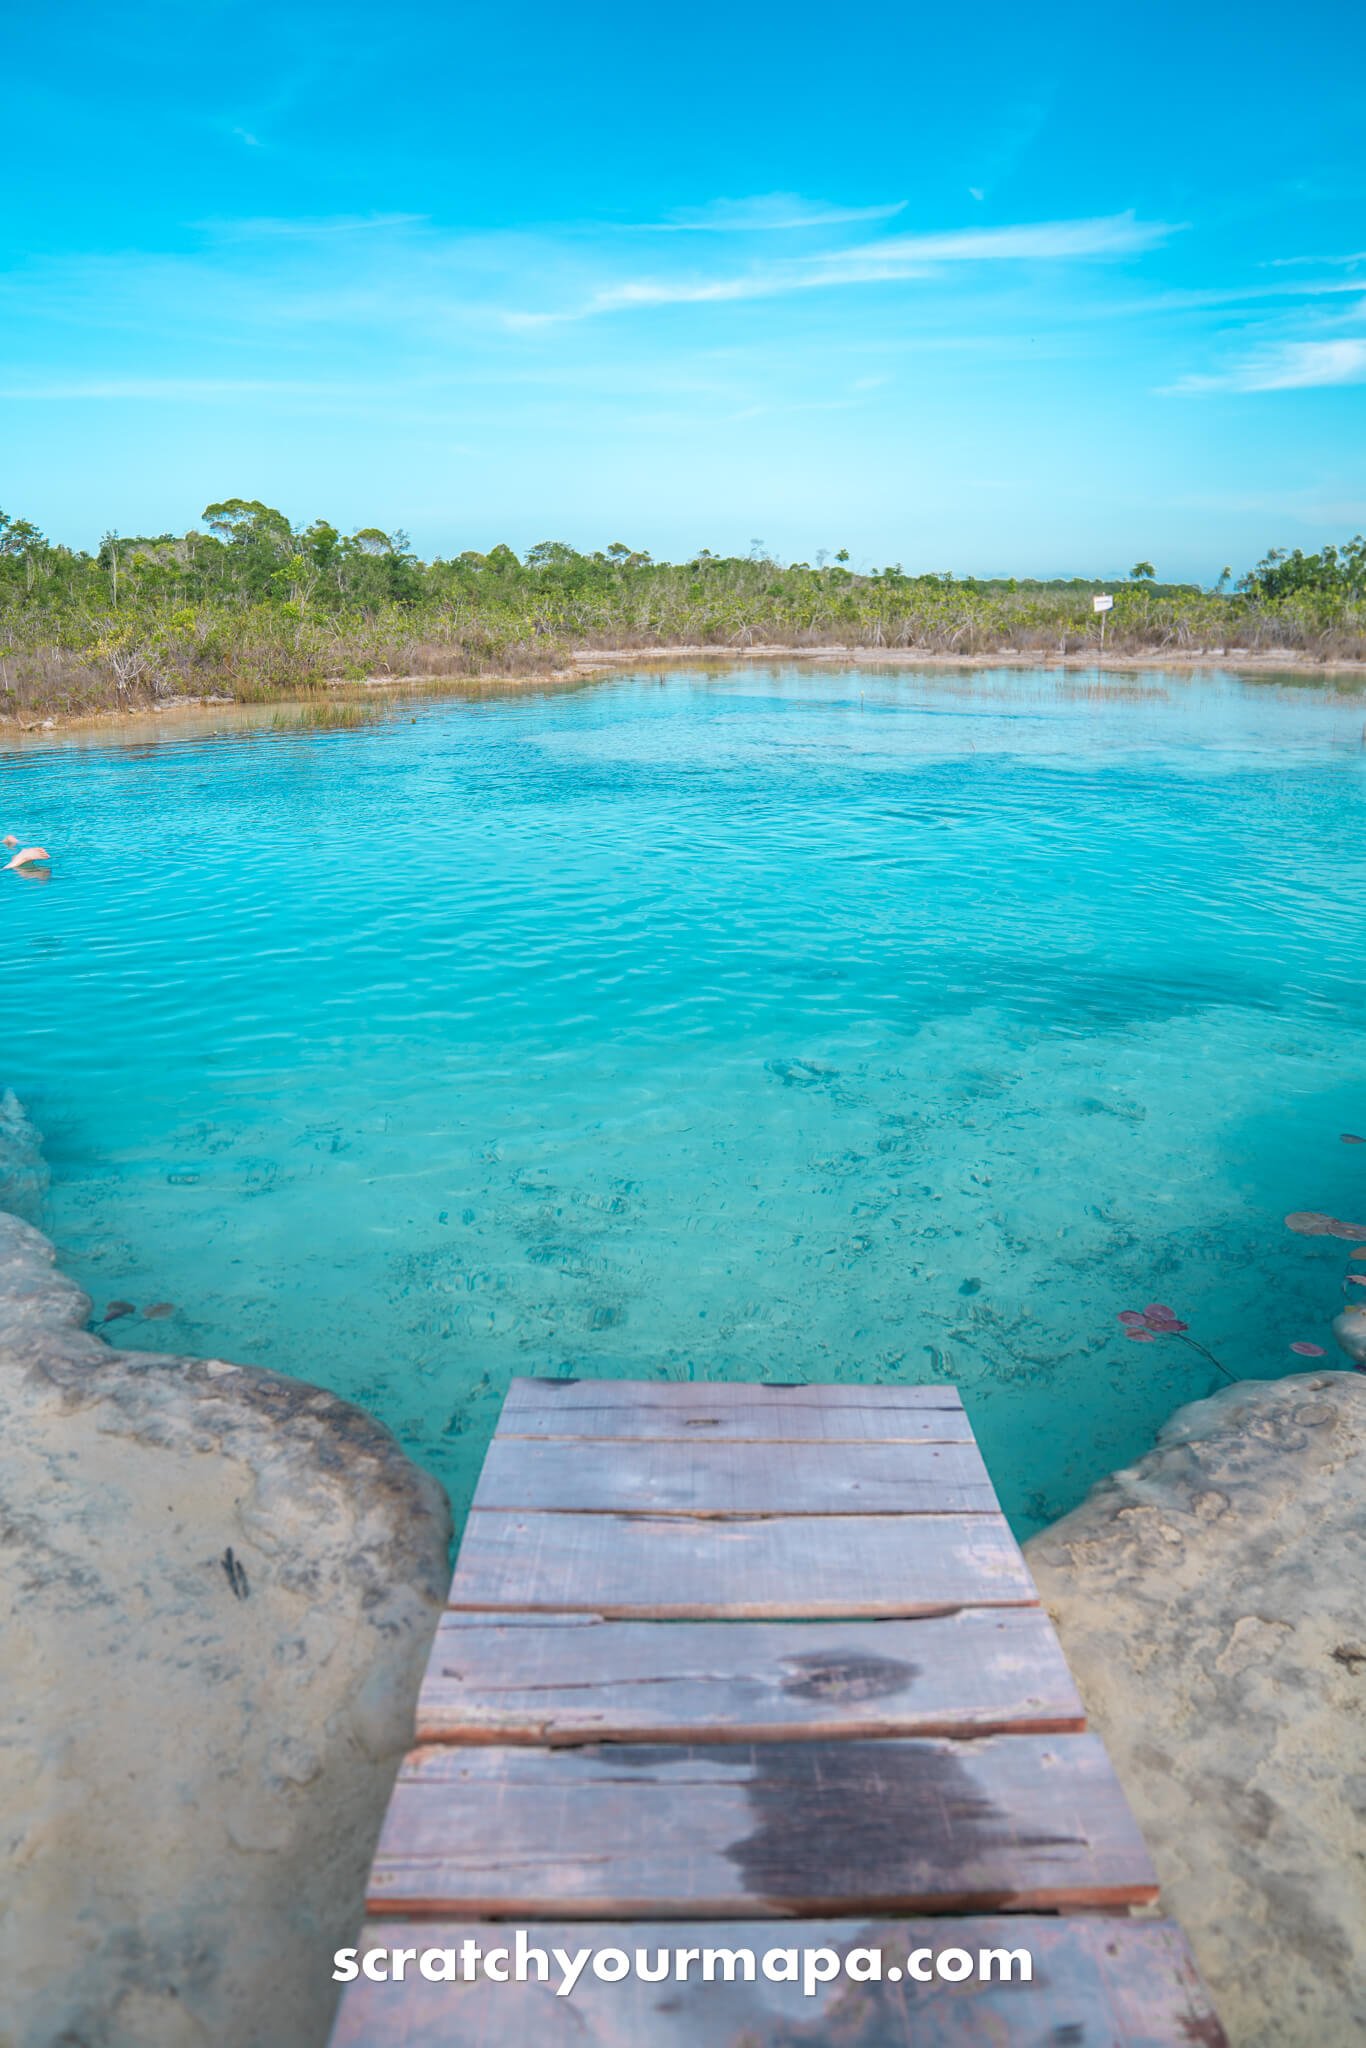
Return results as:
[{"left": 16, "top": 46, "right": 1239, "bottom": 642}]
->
[{"left": 331, "top": 1379, "right": 1227, "bottom": 2045}]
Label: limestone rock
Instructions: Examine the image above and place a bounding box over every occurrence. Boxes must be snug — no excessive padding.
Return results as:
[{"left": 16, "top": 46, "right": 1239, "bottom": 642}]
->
[
  {"left": 0, "top": 1085, "right": 49, "bottom": 1222},
  {"left": 1026, "top": 1372, "right": 1366, "bottom": 2048},
  {"left": 0, "top": 1203, "right": 452, "bottom": 2048},
  {"left": 1332, "top": 1301, "right": 1366, "bottom": 1366}
]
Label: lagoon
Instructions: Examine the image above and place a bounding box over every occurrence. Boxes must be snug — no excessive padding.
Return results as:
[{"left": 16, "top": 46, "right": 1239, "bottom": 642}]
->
[{"left": 6, "top": 663, "right": 1366, "bottom": 1536}]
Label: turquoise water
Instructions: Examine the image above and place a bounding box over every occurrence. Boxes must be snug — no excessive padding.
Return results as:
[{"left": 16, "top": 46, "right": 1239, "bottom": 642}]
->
[{"left": 5, "top": 664, "right": 1366, "bottom": 1537}]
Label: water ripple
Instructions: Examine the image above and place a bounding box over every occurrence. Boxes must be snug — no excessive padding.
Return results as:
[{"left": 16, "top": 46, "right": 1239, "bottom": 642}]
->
[{"left": 5, "top": 664, "right": 1366, "bottom": 1533}]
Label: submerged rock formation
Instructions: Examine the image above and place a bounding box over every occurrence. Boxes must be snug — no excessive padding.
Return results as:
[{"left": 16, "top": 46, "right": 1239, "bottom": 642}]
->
[
  {"left": 1026, "top": 1372, "right": 1366, "bottom": 2048},
  {"left": 0, "top": 1083, "right": 49, "bottom": 1222},
  {"left": 1332, "top": 1301, "right": 1366, "bottom": 1366},
  {"left": 0, "top": 1179, "right": 451, "bottom": 2047}
]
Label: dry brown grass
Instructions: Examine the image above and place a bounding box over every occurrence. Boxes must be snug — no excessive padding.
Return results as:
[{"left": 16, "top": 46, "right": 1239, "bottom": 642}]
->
[{"left": 5, "top": 591, "right": 1366, "bottom": 730}]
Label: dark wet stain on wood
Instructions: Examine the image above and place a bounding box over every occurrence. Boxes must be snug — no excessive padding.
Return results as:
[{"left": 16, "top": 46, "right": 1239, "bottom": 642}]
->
[
  {"left": 724, "top": 1737, "right": 1086, "bottom": 1907},
  {"left": 728, "top": 1738, "right": 1009, "bottom": 1900},
  {"left": 366, "top": 1732, "right": 1155, "bottom": 1915}
]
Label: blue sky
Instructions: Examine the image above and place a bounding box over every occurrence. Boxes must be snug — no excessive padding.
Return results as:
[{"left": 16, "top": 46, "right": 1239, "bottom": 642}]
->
[{"left": 5, "top": 0, "right": 1365, "bottom": 580}]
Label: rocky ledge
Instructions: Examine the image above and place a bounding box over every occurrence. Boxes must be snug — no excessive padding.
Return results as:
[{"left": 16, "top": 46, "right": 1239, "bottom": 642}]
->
[
  {"left": 1026, "top": 1371, "right": 1366, "bottom": 2048},
  {"left": 0, "top": 1181, "right": 451, "bottom": 2048}
]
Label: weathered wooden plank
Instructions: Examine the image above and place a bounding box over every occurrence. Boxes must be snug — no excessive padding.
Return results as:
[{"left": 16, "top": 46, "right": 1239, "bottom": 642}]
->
[
  {"left": 501, "top": 1378, "right": 966, "bottom": 1417},
  {"left": 417, "top": 1609, "right": 1085, "bottom": 1744},
  {"left": 449, "top": 1510, "right": 1036, "bottom": 1618},
  {"left": 330, "top": 1916, "right": 1226, "bottom": 2048},
  {"left": 366, "top": 1734, "right": 1158, "bottom": 1917},
  {"left": 497, "top": 1376, "right": 972, "bottom": 1443},
  {"left": 471, "top": 1437, "right": 997, "bottom": 1516}
]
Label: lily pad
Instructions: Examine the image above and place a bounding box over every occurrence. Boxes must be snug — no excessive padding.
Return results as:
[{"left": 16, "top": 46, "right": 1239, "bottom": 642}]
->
[{"left": 1285, "top": 1211, "right": 1366, "bottom": 1241}]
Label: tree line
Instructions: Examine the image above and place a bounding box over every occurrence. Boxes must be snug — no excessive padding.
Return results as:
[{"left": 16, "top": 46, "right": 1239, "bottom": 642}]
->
[
  {"left": 1, "top": 499, "right": 1362, "bottom": 720},
  {"left": 7, "top": 495, "right": 1359, "bottom": 613}
]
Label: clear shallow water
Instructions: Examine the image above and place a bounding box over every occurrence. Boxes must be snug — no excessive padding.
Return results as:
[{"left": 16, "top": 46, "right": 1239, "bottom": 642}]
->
[{"left": 5, "top": 664, "right": 1366, "bottom": 1537}]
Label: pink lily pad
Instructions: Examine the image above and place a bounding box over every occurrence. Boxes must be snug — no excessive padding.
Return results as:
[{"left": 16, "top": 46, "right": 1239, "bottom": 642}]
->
[
  {"left": 1118, "top": 1310, "right": 1148, "bottom": 1326},
  {"left": 1290, "top": 1341, "right": 1326, "bottom": 1357},
  {"left": 1125, "top": 1328, "right": 1158, "bottom": 1342}
]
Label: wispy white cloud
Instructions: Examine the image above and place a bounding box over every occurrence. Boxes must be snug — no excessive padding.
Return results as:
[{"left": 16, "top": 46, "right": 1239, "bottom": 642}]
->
[
  {"left": 636, "top": 194, "right": 907, "bottom": 233},
  {"left": 518, "top": 256, "right": 937, "bottom": 323},
  {"left": 196, "top": 212, "right": 429, "bottom": 240},
  {"left": 832, "top": 211, "right": 1179, "bottom": 266},
  {"left": 511, "top": 210, "right": 1178, "bottom": 326},
  {"left": 576, "top": 271, "right": 807, "bottom": 314},
  {"left": 1119, "top": 278, "right": 1366, "bottom": 316},
  {"left": 1265, "top": 249, "right": 1366, "bottom": 269},
  {"left": 1167, "top": 336, "right": 1366, "bottom": 394}
]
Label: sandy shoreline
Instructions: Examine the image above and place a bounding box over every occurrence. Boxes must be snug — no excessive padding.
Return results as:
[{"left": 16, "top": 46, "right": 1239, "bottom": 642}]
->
[
  {"left": 4, "top": 642, "right": 1365, "bottom": 746},
  {"left": 570, "top": 643, "right": 1366, "bottom": 674}
]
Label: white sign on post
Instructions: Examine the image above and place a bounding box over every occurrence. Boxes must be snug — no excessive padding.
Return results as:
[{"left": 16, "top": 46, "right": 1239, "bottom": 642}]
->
[{"left": 1092, "top": 593, "right": 1114, "bottom": 613}]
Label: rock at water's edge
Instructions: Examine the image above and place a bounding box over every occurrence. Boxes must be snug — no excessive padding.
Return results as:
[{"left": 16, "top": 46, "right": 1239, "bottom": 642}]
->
[
  {"left": 0, "top": 1084, "right": 49, "bottom": 1222},
  {"left": 1026, "top": 1371, "right": 1366, "bottom": 2048},
  {"left": 0, "top": 1202, "right": 452, "bottom": 2048}
]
